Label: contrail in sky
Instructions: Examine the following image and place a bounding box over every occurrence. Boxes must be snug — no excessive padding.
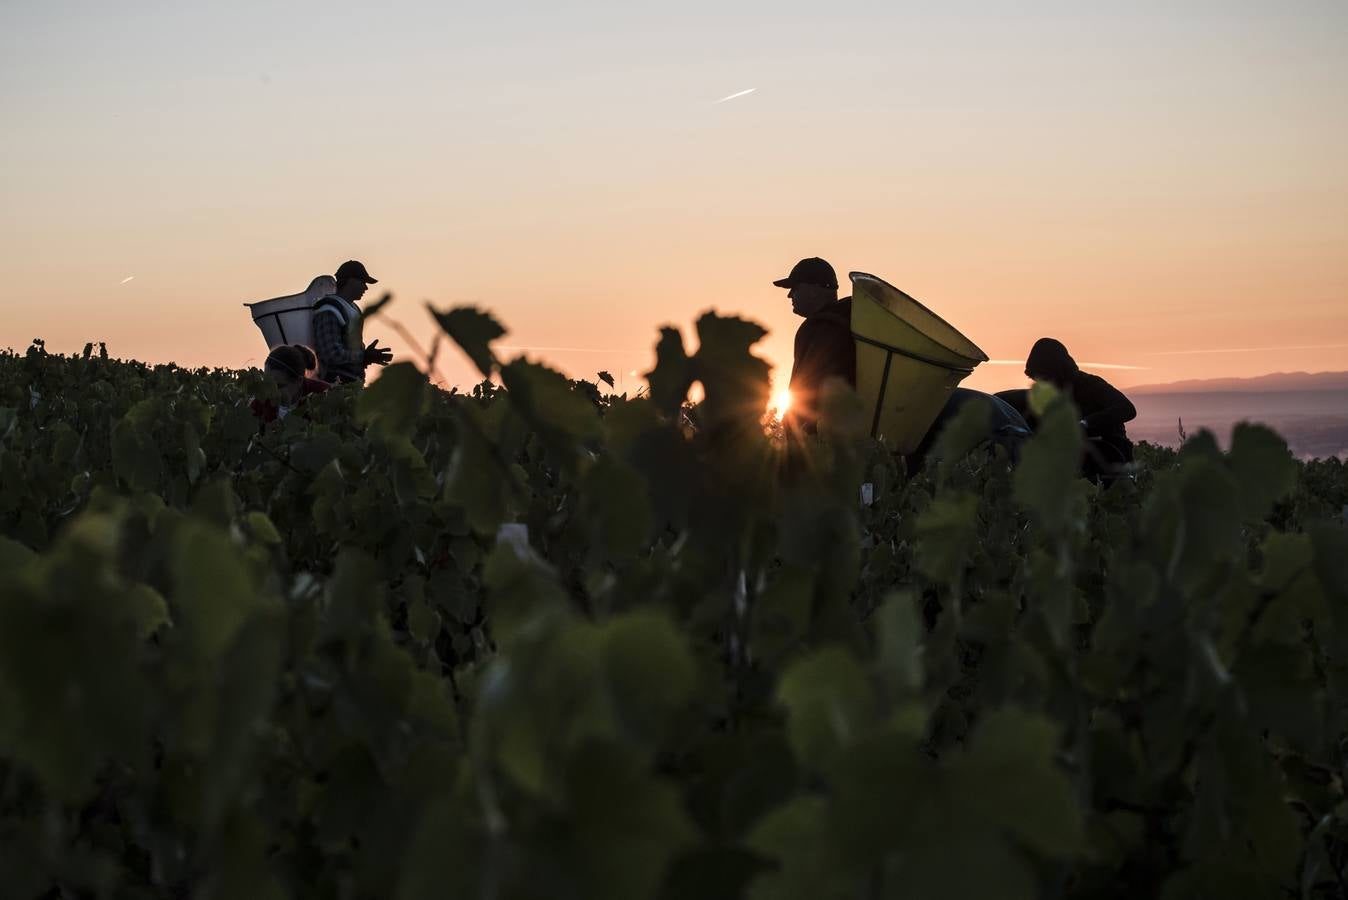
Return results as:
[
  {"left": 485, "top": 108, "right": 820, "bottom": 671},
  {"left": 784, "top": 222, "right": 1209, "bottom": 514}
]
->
[
  {"left": 714, "top": 88, "right": 756, "bottom": 103},
  {"left": 499, "top": 345, "right": 642, "bottom": 355},
  {"left": 1143, "top": 343, "right": 1348, "bottom": 356},
  {"left": 120, "top": 275, "right": 135, "bottom": 284},
  {"left": 987, "top": 359, "right": 1148, "bottom": 371}
]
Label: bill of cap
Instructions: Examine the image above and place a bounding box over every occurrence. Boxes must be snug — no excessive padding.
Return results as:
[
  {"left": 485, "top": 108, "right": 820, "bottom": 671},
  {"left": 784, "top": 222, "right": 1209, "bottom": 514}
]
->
[{"left": 772, "top": 277, "right": 793, "bottom": 288}]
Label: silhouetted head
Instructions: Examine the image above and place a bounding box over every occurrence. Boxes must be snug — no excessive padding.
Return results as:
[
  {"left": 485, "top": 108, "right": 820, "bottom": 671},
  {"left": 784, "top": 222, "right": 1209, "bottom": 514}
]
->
[
  {"left": 335, "top": 259, "right": 377, "bottom": 303},
  {"left": 264, "top": 344, "right": 308, "bottom": 404},
  {"left": 774, "top": 257, "right": 839, "bottom": 317},
  {"left": 1025, "top": 338, "right": 1078, "bottom": 387},
  {"left": 295, "top": 344, "right": 318, "bottom": 372}
]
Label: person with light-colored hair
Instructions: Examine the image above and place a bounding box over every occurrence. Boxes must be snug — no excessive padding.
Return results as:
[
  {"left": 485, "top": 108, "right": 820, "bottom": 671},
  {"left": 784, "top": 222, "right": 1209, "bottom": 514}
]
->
[{"left": 251, "top": 344, "right": 329, "bottom": 424}]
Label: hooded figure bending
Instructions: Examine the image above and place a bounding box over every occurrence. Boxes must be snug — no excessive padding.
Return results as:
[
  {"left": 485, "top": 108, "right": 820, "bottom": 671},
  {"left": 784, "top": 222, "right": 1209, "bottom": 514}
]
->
[{"left": 997, "top": 337, "right": 1137, "bottom": 474}]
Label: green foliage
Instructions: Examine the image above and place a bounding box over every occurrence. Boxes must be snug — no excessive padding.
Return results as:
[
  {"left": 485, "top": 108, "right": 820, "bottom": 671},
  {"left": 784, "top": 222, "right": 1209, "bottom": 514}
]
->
[
  {"left": 0, "top": 321, "right": 1346, "bottom": 900},
  {"left": 428, "top": 304, "right": 505, "bottom": 376}
]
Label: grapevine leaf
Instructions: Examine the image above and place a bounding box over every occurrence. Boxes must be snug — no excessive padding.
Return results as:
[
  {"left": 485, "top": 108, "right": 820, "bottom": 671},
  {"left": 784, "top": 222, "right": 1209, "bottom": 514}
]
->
[
  {"left": 1013, "top": 391, "right": 1083, "bottom": 531},
  {"left": 1227, "top": 423, "right": 1297, "bottom": 519},
  {"left": 777, "top": 647, "right": 875, "bottom": 770},
  {"left": 601, "top": 611, "right": 696, "bottom": 743},
  {"left": 357, "top": 362, "right": 429, "bottom": 437},
  {"left": 693, "top": 312, "right": 771, "bottom": 425},
  {"left": 645, "top": 327, "right": 693, "bottom": 417},
  {"left": 875, "top": 591, "right": 924, "bottom": 694},
  {"left": 927, "top": 392, "right": 998, "bottom": 484},
  {"left": 429, "top": 305, "right": 505, "bottom": 376},
  {"left": 579, "top": 454, "right": 653, "bottom": 562},
  {"left": 245, "top": 510, "right": 282, "bottom": 546},
  {"left": 953, "top": 708, "right": 1083, "bottom": 856},
  {"left": 499, "top": 358, "right": 602, "bottom": 448},
  {"left": 914, "top": 492, "right": 979, "bottom": 588},
  {"left": 172, "top": 521, "right": 269, "bottom": 659}
]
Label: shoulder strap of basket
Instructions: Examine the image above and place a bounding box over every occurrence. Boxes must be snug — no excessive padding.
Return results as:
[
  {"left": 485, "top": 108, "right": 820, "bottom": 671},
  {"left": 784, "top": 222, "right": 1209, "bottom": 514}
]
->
[{"left": 312, "top": 295, "right": 349, "bottom": 325}]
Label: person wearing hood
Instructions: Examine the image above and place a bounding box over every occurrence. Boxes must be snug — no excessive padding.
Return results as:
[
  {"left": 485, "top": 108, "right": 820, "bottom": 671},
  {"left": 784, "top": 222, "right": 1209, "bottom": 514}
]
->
[
  {"left": 998, "top": 337, "right": 1137, "bottom": 471},
  {"left": 774, "top": 257, "right": 855, "bottom": 433}
]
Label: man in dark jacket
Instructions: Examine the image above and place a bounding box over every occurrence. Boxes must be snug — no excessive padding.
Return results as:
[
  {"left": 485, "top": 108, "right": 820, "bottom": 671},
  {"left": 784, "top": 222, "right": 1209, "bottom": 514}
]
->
[
  {"left": 774, "top": 257, "right": 855, "bottom": 433},
  {"left": 997, "top": 337, "right": 1137, "bottom": 474},
  {"left": 313, "top": 260, "right": 393, "bottom": 384}
]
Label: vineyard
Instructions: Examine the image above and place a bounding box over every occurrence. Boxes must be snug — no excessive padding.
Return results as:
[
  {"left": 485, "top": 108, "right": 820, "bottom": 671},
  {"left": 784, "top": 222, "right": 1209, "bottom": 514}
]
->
[{"left": 2, "top": 309, "right": 1348, "bottom": 900}]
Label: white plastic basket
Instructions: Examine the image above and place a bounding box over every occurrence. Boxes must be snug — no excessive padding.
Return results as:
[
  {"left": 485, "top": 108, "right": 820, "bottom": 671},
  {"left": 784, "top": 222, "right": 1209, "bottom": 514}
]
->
[{"left": 244, "top": 275, "right": 337, "bottom": 350}]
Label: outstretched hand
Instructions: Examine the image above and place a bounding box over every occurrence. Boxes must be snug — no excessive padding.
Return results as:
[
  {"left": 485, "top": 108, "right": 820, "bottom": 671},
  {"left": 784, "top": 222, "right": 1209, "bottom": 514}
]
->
[{"left": 363, "top": 339, "right": 393, "bottom": 367}]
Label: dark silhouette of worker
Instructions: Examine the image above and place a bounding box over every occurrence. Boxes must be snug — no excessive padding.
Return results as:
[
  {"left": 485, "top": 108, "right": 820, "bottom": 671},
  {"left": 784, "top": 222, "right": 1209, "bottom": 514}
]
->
[
  {"left": 774, "top": 257, "right": 855, "bottom": 433},
  {"left": 996, "top": 337, "right": 1137, "bottom": 477},
  {"left": 313, "top": 260, "right": 393, "bottom": 384}
]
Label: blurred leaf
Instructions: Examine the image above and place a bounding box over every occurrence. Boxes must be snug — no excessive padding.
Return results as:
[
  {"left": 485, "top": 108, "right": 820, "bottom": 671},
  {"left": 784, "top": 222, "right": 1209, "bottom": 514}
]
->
[
  {"left": 751, "top": 567, "right": 813, "bottom": 663},
  {"left": 745, "top": 797, "right": 846, "bottom": 900},
  {"left": 482, "top": 535, "right": 568, "bottom": 642},
  {"left": 602, "top": 611, "right": 696, "bottom": 743},
  {"left": 362, "top": 291, "right": 394, "bottom": 319},
  {"left": 429, "top": 305, "right": 505, "bottom": 376},
  {"left": 126, "top": 583, "right": 171, "bottom": 638},
  {"left": 444, "top": 402, "right": 519, "bottom": 535},
  {"left": 694, "top": 312, "right": 771, "bottom": 425},
  {"left": 173, "top": 521, "right": 269, "bottom": 659},
  {"left": 562, "top": 741, "right": 697, "bottom": 900},
  {"left": 875, "top": 591, "right": 924, "bottom": 694},
  {"left": 914, "top": 492, "right": 979, "bottom": 588},
  {"left": 500, "top": 358, "right": 602, "bottom": 449},
  {"left": 245, "top": 510, "right": 282, "bottom": 546},
  {"left": 1013, "top": 391, "right": 1083, "bottom": 531},
  {"left": 927, "top": 392, "right": 996, "bottom": 484},
  {"left": 954, "top": 708, "right": 1083, "bottom": 856},
  {"left": 579, "top": 454, "right": 653, "bottom": 561},
  {"left": 0, "top": 535, "right": 36, "bottom": 569},
  {"left": 357, "top": 362, "right": 429, "bottom": 437},
  {"left": 1227, "top": 423, "right": 1297, "bottom": 519},
  {"left": 646, "top": 327, "right": 694, "bottom": 417},
  {"left": 777, "top": 647, "right": 875, "bottom": 770}
]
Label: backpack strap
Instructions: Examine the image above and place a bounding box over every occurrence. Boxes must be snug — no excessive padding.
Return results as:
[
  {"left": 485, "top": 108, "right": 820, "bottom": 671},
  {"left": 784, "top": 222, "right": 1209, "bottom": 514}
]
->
[{"left": 312, "top": 295, "right": 350, "bottom": 325}]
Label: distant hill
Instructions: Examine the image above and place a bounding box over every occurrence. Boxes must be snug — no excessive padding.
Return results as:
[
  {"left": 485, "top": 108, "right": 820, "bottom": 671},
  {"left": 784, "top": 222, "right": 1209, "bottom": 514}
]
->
[
  {"left": 1124, "top": 371, "right": 1348, "bottom": 458},
  {"left": 1130, "top": 370, "right": 1348, "bottom": 395}
]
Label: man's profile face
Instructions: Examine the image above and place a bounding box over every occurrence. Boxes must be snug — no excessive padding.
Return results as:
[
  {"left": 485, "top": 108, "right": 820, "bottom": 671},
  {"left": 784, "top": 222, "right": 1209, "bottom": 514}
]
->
[
  {"left": 341, "top": 278, "right": 369, "bottom": 301},
  {"left": 788, "top": 282, "right": 834, "bottom": 318}
]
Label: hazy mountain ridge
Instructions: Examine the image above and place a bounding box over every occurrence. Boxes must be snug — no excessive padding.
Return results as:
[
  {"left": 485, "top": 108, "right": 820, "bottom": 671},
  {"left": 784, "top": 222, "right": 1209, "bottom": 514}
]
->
[
  {"left": 1125, "top": 374, "right": 1348, "bottom": 459},
  {"left": 1130, "top": 370, "right": 1348, "bottom": 395}
]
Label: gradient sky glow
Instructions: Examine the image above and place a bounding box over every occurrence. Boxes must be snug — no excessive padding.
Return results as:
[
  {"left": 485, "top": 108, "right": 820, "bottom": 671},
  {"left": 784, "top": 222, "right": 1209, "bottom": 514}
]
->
[{"left": 3, "top": 1, "right": 1346, "bottom": 394}]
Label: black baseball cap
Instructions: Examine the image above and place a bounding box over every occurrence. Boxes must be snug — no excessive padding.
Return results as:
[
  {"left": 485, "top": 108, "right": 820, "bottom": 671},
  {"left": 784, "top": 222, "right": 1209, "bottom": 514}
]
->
[
  {"left": 335, "top": 260, "right": 378, "bottom": 285},
  {"left": 773, "top": 257, "right": 837, "bottom": 290}
]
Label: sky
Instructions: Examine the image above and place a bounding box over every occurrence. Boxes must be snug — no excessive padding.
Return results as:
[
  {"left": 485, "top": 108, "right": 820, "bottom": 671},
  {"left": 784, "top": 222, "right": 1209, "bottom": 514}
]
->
[{"left": 3, "top": 0, "right": 1346, "bottom": 397}]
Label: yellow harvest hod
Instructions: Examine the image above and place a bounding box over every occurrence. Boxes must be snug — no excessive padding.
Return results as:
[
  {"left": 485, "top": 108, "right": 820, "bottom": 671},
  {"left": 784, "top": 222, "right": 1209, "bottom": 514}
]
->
[{"left": 849, "top": 272, "right": 989, "bottom": 453}]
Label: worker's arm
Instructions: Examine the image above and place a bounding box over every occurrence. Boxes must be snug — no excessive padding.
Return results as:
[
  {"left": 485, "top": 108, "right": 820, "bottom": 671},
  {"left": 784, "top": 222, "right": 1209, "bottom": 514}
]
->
[{"left": 1077, "top": 375, "right": 1137, "bottom": 432}]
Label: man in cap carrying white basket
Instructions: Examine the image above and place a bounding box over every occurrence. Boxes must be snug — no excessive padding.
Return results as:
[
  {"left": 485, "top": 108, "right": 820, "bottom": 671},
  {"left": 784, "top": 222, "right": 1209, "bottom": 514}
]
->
[{"left": 312, "top": 260, "right": 393, "bottom": 384}]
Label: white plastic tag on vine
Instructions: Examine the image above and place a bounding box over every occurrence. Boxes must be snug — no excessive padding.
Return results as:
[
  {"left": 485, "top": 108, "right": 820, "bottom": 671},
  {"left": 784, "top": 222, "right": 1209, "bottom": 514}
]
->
[
  {"left": 496, "top": 522, "right": 530, "bottom": 554},
  {"left": 860, "top": 483, "right": 874, "bottom": 507}
]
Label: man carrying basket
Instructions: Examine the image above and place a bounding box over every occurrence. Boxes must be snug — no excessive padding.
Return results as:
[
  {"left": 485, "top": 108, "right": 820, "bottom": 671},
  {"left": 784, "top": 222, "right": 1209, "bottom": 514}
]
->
[{"left": 313, "top": 259, "right": 393, "bottom": 384}]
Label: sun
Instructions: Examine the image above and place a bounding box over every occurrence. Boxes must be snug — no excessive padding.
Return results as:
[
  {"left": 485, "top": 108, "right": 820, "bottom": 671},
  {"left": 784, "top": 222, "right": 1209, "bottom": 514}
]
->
[{"left": 771, "top": 389, "right": 793, "bottom": 421}]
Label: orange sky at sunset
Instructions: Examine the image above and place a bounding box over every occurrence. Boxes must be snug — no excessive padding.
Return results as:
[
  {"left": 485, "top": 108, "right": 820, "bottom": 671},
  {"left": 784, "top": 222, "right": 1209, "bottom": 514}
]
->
[{"left": 4, "top": 2, "right": 1345, "bottom": 400}]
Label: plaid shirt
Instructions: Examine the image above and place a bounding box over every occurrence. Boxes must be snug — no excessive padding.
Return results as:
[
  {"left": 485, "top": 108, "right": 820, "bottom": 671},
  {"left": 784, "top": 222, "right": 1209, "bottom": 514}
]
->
[{"left": 312, "top": 296, "right": 365, "bottom": 384}]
